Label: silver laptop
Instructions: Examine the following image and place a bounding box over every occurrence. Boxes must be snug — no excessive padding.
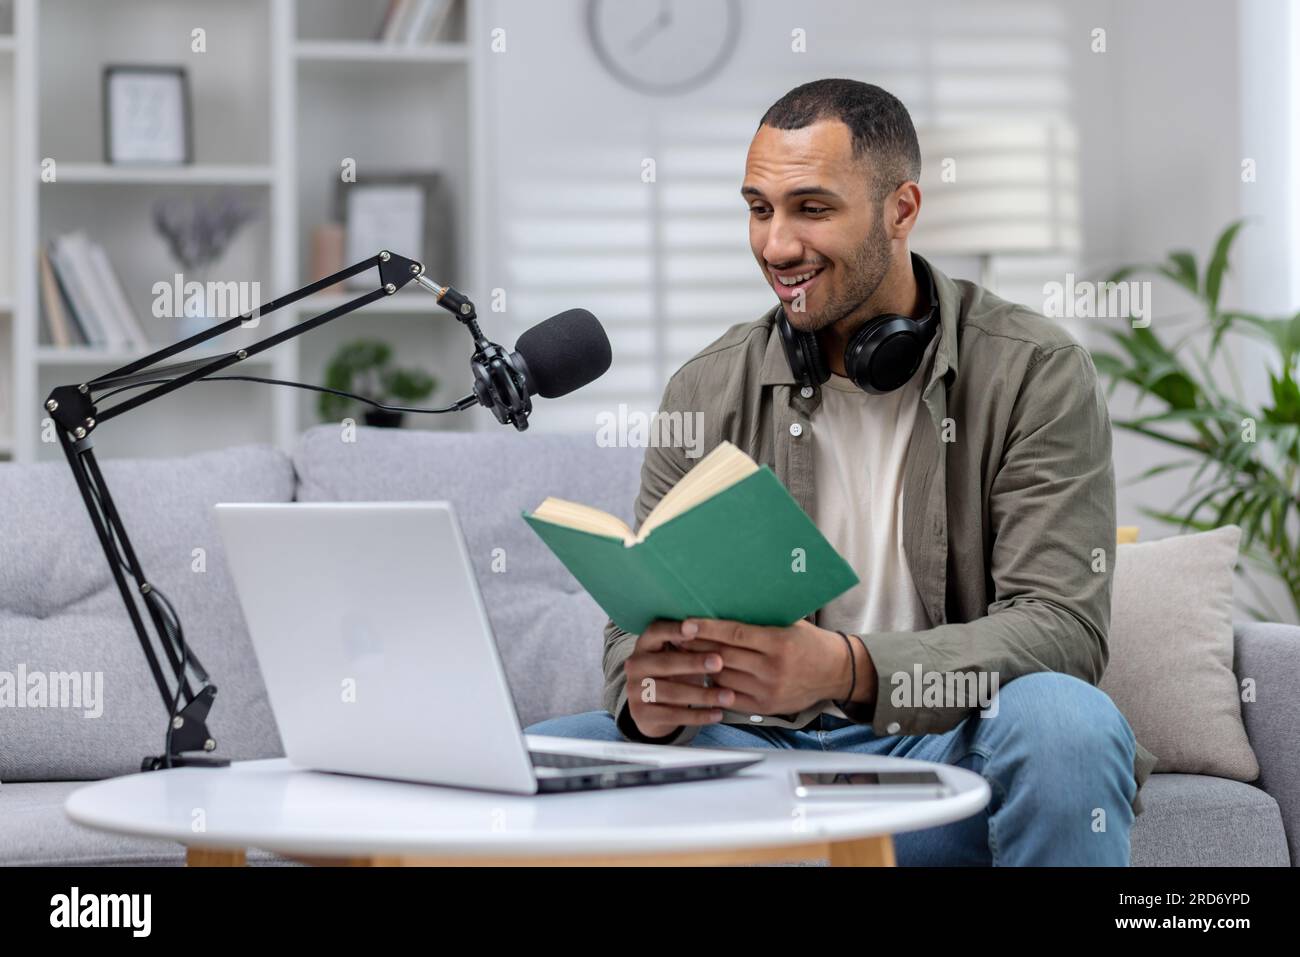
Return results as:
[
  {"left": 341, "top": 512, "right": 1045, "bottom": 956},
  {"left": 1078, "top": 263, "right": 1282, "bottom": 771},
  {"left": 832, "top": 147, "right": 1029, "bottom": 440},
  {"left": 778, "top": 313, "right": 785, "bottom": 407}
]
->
[{"left": 213, "top": 501, "right": 762, "bottom": 794}]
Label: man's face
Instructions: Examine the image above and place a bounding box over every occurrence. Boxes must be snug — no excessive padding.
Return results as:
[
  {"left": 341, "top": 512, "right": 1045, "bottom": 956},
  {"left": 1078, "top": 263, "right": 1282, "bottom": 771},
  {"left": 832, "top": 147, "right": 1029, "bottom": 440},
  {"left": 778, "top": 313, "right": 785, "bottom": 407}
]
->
[{"left": 742, "top": 119, "right": 893, "bottom": 332}]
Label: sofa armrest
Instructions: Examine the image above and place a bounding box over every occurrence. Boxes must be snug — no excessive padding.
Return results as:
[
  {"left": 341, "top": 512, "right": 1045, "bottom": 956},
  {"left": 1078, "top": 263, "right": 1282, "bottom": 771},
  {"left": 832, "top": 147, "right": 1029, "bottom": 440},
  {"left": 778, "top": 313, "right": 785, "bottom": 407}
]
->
[{"left": 1235, "top": 621, "right": 1300, "bottom": 866}]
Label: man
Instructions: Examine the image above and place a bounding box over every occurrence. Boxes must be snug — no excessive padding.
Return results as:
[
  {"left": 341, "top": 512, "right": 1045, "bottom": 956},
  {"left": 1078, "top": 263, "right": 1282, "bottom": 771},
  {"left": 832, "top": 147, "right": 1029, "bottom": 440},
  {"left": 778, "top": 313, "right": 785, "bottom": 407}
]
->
[{"left": 526, "top": 79, "right": 1156, "bottom": 866}]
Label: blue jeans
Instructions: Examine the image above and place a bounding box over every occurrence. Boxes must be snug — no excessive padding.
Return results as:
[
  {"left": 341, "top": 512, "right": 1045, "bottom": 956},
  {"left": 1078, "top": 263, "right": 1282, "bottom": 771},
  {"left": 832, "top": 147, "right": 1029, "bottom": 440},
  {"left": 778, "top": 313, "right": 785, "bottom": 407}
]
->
[{"left": 525, "top": 672, "right": 1138, "bottom": 866}]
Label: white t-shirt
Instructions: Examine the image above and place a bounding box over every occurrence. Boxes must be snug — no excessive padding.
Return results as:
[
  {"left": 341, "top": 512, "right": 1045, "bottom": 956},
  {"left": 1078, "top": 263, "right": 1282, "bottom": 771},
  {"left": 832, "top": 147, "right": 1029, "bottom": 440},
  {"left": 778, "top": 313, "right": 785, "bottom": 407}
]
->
[{"left": 811, "top": 335, "right": 937, "bottom": 718}]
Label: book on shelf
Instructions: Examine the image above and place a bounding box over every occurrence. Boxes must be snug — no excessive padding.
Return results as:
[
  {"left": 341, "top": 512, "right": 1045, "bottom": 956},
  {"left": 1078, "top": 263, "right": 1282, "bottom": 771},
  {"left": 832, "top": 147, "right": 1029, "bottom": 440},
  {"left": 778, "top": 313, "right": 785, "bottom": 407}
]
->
[
  {"left": 86, "top": 242, "right": 151, "bottom": 348},
  {"left": 42, "top": 232, "right": 149, "bottom": 352},
  {"left": 38, "top": 245, "right": 83, "bottom": 348},
  {"left": 377, "top": 0, "right": 454, "bottom": 44},
  {"left": 523, "top": 441, "right": 860, "bottom": 636},
  {"left": 47, "top": 234, "right": 109, "bottom": 348},
  {"left": 378, "top": 0, "right": 407, "bottom": 41}
]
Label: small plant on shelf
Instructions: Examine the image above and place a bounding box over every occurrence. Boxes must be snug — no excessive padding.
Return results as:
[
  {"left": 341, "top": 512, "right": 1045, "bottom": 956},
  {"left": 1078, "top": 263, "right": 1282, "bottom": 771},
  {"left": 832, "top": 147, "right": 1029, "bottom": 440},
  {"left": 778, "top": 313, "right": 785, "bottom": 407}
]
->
[{"left": 317, "top": 338, "right": 436, "bottom": 428}]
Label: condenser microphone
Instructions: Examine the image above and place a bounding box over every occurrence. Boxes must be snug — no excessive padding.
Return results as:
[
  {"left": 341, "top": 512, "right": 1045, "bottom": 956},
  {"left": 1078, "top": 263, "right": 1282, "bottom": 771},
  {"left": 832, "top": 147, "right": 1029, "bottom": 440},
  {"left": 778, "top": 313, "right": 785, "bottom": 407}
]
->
[
  {"left": 460, "top": 308, "right": 612, "bottom": 430},
  {"left": 511, "top": 309, "right": 612, "bottom": 399}
]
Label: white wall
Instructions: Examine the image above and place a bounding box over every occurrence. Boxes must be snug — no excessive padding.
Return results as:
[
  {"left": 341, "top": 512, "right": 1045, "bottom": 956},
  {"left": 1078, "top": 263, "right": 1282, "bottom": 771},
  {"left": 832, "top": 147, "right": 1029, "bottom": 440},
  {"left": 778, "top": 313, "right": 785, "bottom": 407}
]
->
[
  {"left": 1071, "top": 0, "right": 1300, "bottom": 620},
  {"left": 1071, "top": 0, "right": 1243, "bottom": 524},
  {"left": 1239, "top": 0, "right": 1300, "bottom": 317}
]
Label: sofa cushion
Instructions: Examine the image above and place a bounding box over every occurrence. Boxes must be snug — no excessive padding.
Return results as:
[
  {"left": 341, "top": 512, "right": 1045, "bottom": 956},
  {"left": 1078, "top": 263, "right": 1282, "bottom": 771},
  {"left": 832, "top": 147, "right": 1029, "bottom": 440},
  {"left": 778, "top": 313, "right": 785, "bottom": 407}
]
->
[
  {"left": 1101, "top": 525, "right": 1259, "bottom": 781},
  {"left": 1130, "top": 773, "right": 1289, "bottom": 866},
  {"left": 0, "top": 444, "right": 293, "bottom": 781},
  {"left": 292, "top": 425, "right": 646, "bottom": 727},
  {"left": 1233, "top": 621, "right": 1300, "bottom": 868},
  {"left": 0, "top": 781, "right": 297, "bottom": 866}
]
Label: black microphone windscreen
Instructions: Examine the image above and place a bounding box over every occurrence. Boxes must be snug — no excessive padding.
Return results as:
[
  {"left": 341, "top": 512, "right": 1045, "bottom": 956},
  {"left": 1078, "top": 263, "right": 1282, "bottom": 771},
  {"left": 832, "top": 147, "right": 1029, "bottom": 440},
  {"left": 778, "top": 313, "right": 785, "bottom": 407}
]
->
[{"left": 513, "top": 309, "right": 612, "bottom": 399}]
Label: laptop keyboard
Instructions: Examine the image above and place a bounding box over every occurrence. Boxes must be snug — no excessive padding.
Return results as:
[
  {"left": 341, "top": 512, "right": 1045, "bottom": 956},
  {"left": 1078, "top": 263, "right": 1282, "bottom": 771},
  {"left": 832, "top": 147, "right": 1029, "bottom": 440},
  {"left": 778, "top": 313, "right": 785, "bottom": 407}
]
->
[{"left": 529, "top": 750, "right": 640, "bottom": 769}]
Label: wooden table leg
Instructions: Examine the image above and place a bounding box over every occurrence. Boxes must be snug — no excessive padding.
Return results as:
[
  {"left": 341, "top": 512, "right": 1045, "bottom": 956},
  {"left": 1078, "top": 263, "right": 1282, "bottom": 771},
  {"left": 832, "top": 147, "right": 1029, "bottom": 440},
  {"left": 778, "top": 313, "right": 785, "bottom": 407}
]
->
[
  {"left": 289, "top": 836, "right": 898, "bottom": 867},
  {"left": 829, "top": 834, "right": 895, "bottom": 867},
  {"left": 187, "top": 846, "right": 247, "bottom": 867}
]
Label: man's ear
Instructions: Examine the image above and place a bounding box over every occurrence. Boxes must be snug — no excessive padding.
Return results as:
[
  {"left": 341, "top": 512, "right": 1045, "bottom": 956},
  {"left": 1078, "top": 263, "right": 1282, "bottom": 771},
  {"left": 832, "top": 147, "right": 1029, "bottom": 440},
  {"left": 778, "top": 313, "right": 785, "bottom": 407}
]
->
[{"left": 887, "top": 182, "right": 922, "bottom": 239}]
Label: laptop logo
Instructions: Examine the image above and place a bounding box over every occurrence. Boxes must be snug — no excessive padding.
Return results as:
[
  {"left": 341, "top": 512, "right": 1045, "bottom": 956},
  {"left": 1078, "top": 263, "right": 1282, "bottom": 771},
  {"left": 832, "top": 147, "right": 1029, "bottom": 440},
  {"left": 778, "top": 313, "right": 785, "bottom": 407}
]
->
[{"left": 339, "top": 609, "right": 384, "bottom": 663}]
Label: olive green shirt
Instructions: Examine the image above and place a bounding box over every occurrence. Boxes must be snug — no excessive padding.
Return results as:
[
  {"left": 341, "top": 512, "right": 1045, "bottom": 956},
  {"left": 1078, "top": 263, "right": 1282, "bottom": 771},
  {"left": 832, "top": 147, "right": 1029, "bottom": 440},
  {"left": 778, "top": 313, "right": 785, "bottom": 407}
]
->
[{"left": 602, "top": 254, "right": 1158, "bottom": 815}]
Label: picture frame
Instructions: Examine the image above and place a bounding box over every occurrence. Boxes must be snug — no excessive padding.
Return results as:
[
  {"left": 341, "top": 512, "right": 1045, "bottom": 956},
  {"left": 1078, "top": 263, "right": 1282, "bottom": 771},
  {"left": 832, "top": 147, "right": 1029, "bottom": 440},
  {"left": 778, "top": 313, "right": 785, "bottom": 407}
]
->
[
  {"left": 335, "top": 172, "right": 454, "bottom": 289},
  {"left": 103, "top": 65, "right": 193, "bottom": 165}
]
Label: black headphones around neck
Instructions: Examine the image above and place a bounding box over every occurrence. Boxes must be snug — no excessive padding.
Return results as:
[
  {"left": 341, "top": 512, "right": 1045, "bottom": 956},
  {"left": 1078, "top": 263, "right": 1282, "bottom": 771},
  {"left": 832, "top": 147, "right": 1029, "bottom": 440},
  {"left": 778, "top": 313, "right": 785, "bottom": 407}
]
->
[{"left": 777, "top": 251, "right": 941, "bottom": 395}]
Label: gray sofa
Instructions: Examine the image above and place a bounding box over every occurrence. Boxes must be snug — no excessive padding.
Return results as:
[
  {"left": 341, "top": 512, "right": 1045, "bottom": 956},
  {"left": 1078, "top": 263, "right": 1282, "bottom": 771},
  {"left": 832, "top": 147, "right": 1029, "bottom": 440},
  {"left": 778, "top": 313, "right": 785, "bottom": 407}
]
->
[{"left": 1, "top": 425, "right": 1295, "bottom": 866}]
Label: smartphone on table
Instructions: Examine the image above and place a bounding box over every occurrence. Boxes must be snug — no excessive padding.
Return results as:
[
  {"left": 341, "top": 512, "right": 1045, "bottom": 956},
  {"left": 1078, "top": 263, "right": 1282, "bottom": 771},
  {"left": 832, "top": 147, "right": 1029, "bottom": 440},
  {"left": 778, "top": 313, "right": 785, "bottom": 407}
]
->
[{"left": 792, "top": 769, "right": 954, "bottom": 800}]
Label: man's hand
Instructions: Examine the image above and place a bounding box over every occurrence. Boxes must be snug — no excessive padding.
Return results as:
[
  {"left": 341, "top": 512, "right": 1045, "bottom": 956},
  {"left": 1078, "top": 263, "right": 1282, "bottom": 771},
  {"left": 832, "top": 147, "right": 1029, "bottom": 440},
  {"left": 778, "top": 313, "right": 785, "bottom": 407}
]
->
[
  {"left": 681, "top": 617, "right": 874, "bottom": 716},
  {"left": 625, "top": 617, "right": 875, "bottom": 738},
  {"left": 624, "top": 620, "right": 736, "bottom": 739}
]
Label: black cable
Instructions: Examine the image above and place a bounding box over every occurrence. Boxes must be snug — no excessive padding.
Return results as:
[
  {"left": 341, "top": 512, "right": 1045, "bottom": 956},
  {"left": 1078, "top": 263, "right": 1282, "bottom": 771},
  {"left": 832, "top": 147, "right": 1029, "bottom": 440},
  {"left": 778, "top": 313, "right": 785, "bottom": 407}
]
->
[{"left": 148, "top": 587, "right": 187, "bottom": 769}]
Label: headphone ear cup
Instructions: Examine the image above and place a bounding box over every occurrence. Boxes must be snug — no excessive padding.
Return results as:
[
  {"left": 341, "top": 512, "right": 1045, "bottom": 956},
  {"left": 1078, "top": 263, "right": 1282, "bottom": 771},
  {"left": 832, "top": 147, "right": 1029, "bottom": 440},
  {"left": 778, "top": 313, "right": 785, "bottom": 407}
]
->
[
  {"left": 777, "top": 307, "right": 830, "bottom": 387},
  {"left": 845, "top": 316, "right": 927, "bottom": 395}
]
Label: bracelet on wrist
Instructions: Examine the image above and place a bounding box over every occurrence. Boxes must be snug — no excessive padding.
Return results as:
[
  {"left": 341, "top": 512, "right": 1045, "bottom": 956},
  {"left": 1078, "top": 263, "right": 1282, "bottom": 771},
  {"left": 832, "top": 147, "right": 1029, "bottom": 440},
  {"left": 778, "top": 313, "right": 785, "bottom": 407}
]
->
[{"left": 834, "top": 629, "right": 857, "bottom": 707}]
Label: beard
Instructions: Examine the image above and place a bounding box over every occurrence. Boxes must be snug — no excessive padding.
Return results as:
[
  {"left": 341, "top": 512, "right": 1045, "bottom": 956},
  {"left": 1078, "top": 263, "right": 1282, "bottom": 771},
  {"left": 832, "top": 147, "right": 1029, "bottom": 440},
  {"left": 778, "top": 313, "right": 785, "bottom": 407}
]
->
[{"left": 793, "top": 212, "right": 893, "bottom": 334}]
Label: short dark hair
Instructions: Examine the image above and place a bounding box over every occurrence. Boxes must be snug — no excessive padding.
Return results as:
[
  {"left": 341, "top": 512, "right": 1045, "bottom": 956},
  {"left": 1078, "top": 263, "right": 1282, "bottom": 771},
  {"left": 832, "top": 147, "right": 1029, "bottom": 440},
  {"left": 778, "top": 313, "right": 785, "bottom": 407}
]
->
[{"left": 758, "top": 79, "right": 921, "bottom": 200}]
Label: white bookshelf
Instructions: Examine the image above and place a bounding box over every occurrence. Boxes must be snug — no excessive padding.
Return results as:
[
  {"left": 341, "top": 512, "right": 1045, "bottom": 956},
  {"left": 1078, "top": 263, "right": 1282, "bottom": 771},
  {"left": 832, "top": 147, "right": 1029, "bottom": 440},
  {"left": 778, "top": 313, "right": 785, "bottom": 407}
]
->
[
  {"left": 49, "top": 163, "right": 277, "bottom": 185},
  {"left": 294, "top": 40, "right": 469, "bottom": 63},
  {"left": 0, "top": 0, "right": 486, "bottom": 463}
]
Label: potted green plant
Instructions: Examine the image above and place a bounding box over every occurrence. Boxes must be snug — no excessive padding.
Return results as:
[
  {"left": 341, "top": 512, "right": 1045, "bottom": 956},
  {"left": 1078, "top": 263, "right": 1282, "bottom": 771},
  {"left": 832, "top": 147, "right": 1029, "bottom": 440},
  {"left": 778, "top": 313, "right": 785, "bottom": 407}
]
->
[
  {"left": 1090, "top": 220, "right": 1300, "bottom": 620},
  {"left": 317, "top": 339, "right": 437, "bottom": 429}
]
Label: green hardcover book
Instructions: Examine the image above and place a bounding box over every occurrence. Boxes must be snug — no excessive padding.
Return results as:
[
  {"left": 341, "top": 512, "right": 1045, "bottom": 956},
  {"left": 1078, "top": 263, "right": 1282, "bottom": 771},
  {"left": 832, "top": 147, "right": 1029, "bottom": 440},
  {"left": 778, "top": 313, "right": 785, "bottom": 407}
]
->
[{"left": 521, "top": 441, "right": 860, "bottom": 635}]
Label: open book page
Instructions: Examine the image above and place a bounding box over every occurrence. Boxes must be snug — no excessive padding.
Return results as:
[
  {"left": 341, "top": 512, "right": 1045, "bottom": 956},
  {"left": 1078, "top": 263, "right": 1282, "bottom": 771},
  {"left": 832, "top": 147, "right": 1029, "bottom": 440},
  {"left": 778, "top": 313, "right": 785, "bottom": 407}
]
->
[
  {"left": 528, "top": 441, "right": 759, "bottom": 546},
  {"left": 529, "top": 497, "right": 636, "bottom": 544},
  {"left": 636, "top": 441, "right": 758, "bottom": 539}
]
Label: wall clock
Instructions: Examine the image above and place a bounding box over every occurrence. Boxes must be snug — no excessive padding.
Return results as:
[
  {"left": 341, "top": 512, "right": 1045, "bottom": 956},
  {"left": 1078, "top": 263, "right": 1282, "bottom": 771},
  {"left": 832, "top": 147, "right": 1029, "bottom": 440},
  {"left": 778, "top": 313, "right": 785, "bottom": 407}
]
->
[{"left": 586, "top": 0, "right": 741, "bottom": 96}]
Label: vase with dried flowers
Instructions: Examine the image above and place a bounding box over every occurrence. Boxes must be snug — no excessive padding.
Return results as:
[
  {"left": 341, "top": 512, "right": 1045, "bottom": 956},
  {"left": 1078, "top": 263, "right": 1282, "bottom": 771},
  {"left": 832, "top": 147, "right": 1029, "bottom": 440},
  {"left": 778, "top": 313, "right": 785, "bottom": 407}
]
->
[{"left": 152, "top": 190, "right": 261, "bottom": 340}]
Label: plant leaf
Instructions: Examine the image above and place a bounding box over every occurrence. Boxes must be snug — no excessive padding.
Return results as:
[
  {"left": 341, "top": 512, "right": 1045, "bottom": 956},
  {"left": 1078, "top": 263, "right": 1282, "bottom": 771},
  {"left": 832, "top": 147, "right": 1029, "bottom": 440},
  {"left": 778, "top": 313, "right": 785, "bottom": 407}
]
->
[{"left": 1204, "top": 218, "right": 1247, "bottom": 314}]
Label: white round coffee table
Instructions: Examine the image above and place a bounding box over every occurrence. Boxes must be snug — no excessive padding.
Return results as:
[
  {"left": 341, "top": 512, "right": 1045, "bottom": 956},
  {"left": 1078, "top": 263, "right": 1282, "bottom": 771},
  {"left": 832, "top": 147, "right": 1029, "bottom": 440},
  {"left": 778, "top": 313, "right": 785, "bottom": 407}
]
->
[{"left": 66, "top": 750, "right": 990, "bottom": 866}]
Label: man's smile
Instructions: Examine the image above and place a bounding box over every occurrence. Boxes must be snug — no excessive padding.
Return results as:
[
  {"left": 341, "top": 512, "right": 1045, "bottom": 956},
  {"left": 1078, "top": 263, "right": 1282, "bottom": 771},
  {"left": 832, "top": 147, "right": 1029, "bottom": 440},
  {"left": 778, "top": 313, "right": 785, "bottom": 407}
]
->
[{"left": 770, "top": 264, "right": 826, "bottom": 302}]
